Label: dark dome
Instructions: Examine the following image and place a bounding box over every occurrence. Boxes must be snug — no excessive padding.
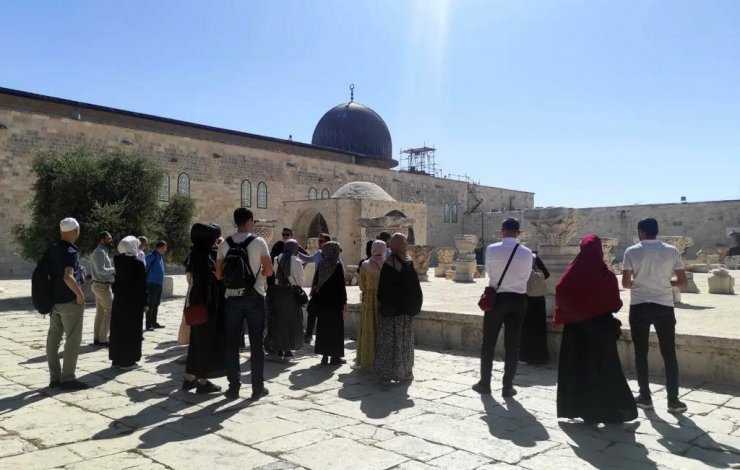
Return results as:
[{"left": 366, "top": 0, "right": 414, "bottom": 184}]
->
[{"left": 311, "top": 101, "right": 392, "bottom": 160}]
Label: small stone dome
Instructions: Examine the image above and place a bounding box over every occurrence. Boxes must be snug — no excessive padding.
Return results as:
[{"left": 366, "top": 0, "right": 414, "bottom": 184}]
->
[
  {"left": 312, "top": 101, "right": 392, "bottom": 161},
  {"left": 331, "top": 182, "right": 396, "bottom": 202}
]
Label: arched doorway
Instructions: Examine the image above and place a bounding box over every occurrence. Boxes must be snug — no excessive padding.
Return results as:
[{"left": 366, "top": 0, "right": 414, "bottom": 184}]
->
[
  {"left": 292, "top": 209, "right": 331, "bottom": 246},
  {"left": 385, "top": 210, "right": 415, "bottom": 245}
]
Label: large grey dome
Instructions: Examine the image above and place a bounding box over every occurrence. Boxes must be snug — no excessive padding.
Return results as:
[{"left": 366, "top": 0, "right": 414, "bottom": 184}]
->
[{"left": 312, "top": 101, "right": 393, "bottom": 161}]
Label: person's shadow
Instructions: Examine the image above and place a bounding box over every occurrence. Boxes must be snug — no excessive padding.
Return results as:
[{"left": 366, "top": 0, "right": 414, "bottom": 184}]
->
[
  {"left": 479, "top": 395, "right": 549, "bottom": 448},
  {"left": 560, "top": 420, "right": 657, "bottom": 469},
  {"left": 288, "top": 363, "right": 335, "bottom": 390},
  {"left": 647, "top": 411, "right": 740, "bottom": 468},
  {"left": 337, "top": 372, "right": 414, "bottom": 420}
]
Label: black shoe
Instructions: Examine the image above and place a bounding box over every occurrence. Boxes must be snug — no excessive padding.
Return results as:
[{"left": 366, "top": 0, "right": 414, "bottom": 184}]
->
[
  {"left": 196, "top": 381, "right": 222, "bottom": 394},
  {"left": 283, "top": 351, "right": 294, "bottom": 358},
  {"left": 250, "top": 387, "right": 269, "bottom": 401},
  {"left": 182, "top": 379, "right": 198, "bottom": 391},
  {"left": 321, "top": 356, "right": 329, "bottom": 365},
  {"left": 224, "top": 387, "right": 240, "bottom": 400},
  {"left": 668, "top": 399, "right": 688, "bottom": 413},
  {"left": 635, "top": 394, "right": 654, "bottom": 410},
  {"left": 502, "top": 387, "right": 518, "bottom": 398},
  {"left": 145, "top": 326, "right": 154, "bottom": 331},
  {"left": 93, "top": 340, "right": 110, "bottom": 348},
  {"left": 304, "top": 335, "right": 313, "bottom": 344},
  {"left": 48, "top": 380, "right": 61, "bottom": 389},
  {"left": 153, "top": 323, "right": 165, "bottom": 329},
  {"left": 60, "top": 380, "right": 90, "bottom": 390},
  {"left": 472, "top": 382, "right": 491, "bottom": 395},
  {"left": 330, "top": 357, "right": 347, "bottom": 365}
]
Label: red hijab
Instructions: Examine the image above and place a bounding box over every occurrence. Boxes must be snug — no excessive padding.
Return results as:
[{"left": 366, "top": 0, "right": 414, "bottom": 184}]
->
[{"left": 553, "top": 234, "right": 622, "bottom": 324}]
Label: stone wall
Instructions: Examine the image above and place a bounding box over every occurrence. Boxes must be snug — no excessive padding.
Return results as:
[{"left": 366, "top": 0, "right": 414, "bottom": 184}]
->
[
  {"left": 464, "top": 201, "right": 740, "bottom": 260},
  {"left": 0, "top": 90, "right": 533, "bottom": 277}
]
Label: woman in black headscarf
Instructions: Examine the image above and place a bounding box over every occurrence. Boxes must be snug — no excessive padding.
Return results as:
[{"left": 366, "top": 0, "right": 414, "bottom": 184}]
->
[
  {"left": 182, "top": 223, "right": 223, "bottom": 394},
  {"left": 271, "top": 239, "right": 306, "bottom": 359},
  {"left": 308, "top": 241, "right": 347, "bottom": 365}
]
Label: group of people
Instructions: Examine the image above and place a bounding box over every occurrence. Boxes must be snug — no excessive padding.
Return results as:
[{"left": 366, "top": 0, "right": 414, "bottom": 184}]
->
[
  {"left": 473, "top": 217, "right": 688, "bottom": 423},
  {"left": 44, "top": 219, "right": 168, "bottom": 390},
  {"left": 43, "top": 211, "right": 686, "bottom": 421}
]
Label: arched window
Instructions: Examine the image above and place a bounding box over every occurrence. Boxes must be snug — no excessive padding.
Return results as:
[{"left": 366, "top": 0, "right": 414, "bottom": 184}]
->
[
  {"left": 257, "top": 181, "right": 267, "bottom": 208},
  {"left": 177, "top": 172, "right": 190, "bottom": 196},
  {"left": 158, "top": 173, "right": 170, "bottom": 202},
  {"left": 321, "top": 188, "right": 330, "bottom": 199},
  {"left": 451, "top": 203, "right": 459, "bottom": 223},
  {"left": 409, "top": 197, "right": 416, "bottom": 203},
  {"left": 241, "top": 180, "right": 252, "bottom": 207},
  {"left": 308, "top": 187, "right": 318, "bottom": 200},
  {"left": 443, "top": 203, "right": 450, "bottom": 223}
]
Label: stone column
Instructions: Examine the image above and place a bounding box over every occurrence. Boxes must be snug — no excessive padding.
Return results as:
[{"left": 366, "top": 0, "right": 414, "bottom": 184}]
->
[
  {"left": 254, "top": 220, "right": 278, "bottom": 245},
  {"left": 528, "top": 208, "right": 580, "bottom": 316},
  {"left": 302, "top": 237, "right": 320, "bottom": 288},
  {"left": 659, "top": 236, "right": 693, "bottom": 303},
  {"left": 708, "top": 269, "right": 735, "bottom": 294},
  {"left": 454, "top": 234, "right": 478, "bottom": 283},
  {"left": 435, "top": 247, "right": 455, "bottom": 278},
  {"left": 601, "top": 237, "right": 619, "bottom": 269},
  {"left": 357, "top": 216, "right": 415, "bottom": 256},
  {"left": 408, "top": 245, "right": 434, "bottom": 282}
]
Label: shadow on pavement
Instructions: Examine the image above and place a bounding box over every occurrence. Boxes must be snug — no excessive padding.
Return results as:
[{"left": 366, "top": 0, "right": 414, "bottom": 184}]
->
[
  {"left": 480, "top": 394, "right": 550, "bottom": 448},
  {"left": 560, "top": 421, "right": 657, "bottom": 469}
]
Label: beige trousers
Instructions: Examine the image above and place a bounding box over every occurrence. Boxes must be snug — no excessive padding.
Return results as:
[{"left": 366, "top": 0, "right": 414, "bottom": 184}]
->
[
  {"left": 92, "top": 281, "right": 113, "bottom": 342},
  {"left": 47, "top": 301, "right": 84, "bottom": 382}
]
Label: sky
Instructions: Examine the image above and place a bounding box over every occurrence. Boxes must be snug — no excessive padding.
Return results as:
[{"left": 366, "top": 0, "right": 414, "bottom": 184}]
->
[{"left": 2, "top": 0, "right": 739, "bottom": 208}]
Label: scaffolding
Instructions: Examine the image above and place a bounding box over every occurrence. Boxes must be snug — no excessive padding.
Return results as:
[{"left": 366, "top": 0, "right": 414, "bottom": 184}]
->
[{"left": 399, "top": 146, "right": 440, "bottom": 177}]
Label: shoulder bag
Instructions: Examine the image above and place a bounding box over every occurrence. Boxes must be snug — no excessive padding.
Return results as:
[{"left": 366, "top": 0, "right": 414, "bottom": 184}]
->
[{"left": 478, "top": 244, "right": 520, "bottom": 311}]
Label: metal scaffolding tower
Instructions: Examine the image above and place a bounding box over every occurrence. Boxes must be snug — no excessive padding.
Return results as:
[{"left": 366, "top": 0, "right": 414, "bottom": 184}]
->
[{"left": 399, "top": 146, "right": 440, "bottom": 177}]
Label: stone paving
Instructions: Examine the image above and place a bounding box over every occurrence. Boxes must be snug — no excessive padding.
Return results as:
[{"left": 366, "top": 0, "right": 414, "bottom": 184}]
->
[{"left": 1, "top": 281, "right": 740, "bottom": 469}]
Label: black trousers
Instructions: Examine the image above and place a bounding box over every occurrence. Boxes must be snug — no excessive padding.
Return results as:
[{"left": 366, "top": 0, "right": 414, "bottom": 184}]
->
[
  {"left": 480, "top": 293, "right": 527, "bottom": 388},
  {"left": 146, "top": 283, "right": 162, "bottom": 328},
  {"left": 305, "top": 309, "right": 317, "bottom": 338},
  {"left": 629, "top": 303, "right": 679, "bottom": 401}
]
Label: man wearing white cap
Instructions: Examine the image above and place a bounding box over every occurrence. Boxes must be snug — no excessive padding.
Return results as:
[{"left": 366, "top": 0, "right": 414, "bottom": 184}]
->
[{"left": 46, "top": 217, "right": 89, "bottom": 390}]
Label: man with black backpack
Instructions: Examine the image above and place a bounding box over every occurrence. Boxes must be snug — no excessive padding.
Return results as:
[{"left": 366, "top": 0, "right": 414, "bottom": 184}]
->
[
  {"left": 216, "top": 208, "right": 273, "bottom": 400},
  {"left": 45, "top": 218, "right": 89, "bottom": 390}
]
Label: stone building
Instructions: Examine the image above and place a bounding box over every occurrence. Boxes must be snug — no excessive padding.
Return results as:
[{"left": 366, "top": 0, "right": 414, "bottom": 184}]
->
[{"left": 0, "top": 87, "right": 534, "bottom": 277}]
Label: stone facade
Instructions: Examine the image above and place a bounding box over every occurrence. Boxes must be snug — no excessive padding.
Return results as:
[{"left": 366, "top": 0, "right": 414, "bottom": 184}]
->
[{"left": 0, "top": 89, "right": 533, "bottom": 277}]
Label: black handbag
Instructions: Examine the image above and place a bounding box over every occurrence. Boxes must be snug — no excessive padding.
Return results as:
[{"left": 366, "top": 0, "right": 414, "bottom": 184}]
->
[
  {"left": 613, "top": 317, "right": 623, "bottom": 340},
  {"left": 292, "top": 285, "right": 309, "bottom": 306}
]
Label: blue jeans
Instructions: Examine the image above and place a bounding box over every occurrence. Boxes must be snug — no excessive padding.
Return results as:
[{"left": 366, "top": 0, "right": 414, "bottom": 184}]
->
[{"left": 225, "top": 295, "right": 266, "bottom": 392}]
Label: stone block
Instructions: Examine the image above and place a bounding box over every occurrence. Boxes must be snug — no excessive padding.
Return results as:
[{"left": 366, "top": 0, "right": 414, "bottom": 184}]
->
[
  {"left": 453, "top": 259, "right": 476, "bottom": 283},
  {"left": 726, "top": 255, "right": 740, "bottom": 270},
  {"left": 681, "top": 272, "right": 700, "bottom": 294},
  {"left": 687, "top": 263, "right": 710, "bottom": 273},
  {"left": 708, "top": 269, "right": 735, "bottom": 294}
]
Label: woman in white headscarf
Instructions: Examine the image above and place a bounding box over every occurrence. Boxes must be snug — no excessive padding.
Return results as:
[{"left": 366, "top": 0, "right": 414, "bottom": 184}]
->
[
  {"left": 109, "top": 236, "right": 147, "bottom": 369},
  {"left": 355, "top": 240, "right": 387, "bottom": 370},
  {"left": 270, "top": 239, "right": 306, "bottom": 359}
]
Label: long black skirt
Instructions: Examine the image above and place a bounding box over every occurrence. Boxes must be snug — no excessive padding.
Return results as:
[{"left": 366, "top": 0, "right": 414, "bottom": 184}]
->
[
  {"left": 271, "top": 285, "right": 305, "bottom": 352},
  {"left": 315, "top": 307, "right": 344, "bottom": 358},
  {"left": 519, "top": 296, "right": 549, "bottom": 364},
  {"left": 109, "top": 305, "right": 143, "bottom": 367},
  {"left": 557, "top": 312, "right": 637, "bottom": 423}
]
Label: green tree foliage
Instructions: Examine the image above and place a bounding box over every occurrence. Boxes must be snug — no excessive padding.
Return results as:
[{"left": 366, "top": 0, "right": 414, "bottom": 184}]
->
[
  {"left": 13, "top": 145, "right": 195, "bottom": 262},
  {"left": 156, "top": 194, "right": 196, "bottom": 264}
]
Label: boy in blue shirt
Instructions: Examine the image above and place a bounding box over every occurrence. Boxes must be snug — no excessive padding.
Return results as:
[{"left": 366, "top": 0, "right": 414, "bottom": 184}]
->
[{"left": 145, "top": 240, "right": 167, "bottom": 330}]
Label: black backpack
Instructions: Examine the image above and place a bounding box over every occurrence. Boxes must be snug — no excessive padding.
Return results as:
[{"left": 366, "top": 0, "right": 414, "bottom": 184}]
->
[
  {"left": 31, "top": 246, "right": 54, "bottom": 315},
  {"left": 222, "top": 235, "right": 258, "bottom": 296}
]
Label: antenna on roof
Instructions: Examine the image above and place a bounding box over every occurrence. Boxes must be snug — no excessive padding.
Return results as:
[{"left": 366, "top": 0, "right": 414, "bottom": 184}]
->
[{"left": 350, "top": 83, "right": 355, "bottom": 102}]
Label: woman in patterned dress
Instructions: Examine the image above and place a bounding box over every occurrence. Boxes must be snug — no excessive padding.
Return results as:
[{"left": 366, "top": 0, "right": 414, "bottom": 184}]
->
[
  {"left": 355, "top": 240, "right": 387, "bottom": 370},
  {"left": 375, "top": 233, "right": 423, "bottom": 382}
]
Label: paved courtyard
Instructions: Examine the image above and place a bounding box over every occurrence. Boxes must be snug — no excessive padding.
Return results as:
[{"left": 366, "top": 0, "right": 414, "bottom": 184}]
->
[{"left": 1, "top": 280, "right": 740, "bottom": 469}]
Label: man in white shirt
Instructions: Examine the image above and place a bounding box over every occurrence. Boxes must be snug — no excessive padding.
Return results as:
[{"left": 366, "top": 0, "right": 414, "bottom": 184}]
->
[
  {"left": 473, "top": 218, "right": 533, "bottom": 398},
  {"left": 622, "top": 218, "right": 688, "bottom": 413},
  {"left": 216, "top": 208, "right": 273, "bottom": 401}
]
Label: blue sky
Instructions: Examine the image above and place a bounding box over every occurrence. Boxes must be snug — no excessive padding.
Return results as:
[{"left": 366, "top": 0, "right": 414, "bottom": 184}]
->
[{"left": 2, "top": 0, "right": 739, "bottom": 207}]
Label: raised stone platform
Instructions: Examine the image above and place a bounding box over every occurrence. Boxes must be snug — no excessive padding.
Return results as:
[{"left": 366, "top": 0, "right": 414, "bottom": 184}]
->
[{"left": 1, "top": 283, "right": 740, "bottom": 469}]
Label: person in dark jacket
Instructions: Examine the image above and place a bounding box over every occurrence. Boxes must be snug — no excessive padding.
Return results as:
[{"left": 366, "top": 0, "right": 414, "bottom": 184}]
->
[
  {"left": 181, "top": 223, "right": 223, "bottom": 394},
  {"left": 375, "top": 233, "right": 422, "bottom": 382},
  {"left": 109, "top": 236, "right": 147, "bottom": 369},
  {"left": 308, "top": 241, "right": 347, "bottom": 365}
]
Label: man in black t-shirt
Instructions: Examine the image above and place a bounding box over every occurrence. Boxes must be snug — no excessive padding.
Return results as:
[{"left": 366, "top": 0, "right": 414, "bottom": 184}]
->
[{"left": 46, "top": 218, "right": 89, "bottom": 390}]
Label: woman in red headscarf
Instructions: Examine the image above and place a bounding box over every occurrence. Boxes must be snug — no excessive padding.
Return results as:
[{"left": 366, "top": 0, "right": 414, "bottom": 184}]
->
[{"left": 554, "top": 234, "right": 637, "bottom": 423}]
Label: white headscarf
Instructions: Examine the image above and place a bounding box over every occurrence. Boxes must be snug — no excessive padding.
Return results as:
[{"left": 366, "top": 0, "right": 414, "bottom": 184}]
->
[{"left": 117, "top": 235, "right": 140, "bottom": 256}]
